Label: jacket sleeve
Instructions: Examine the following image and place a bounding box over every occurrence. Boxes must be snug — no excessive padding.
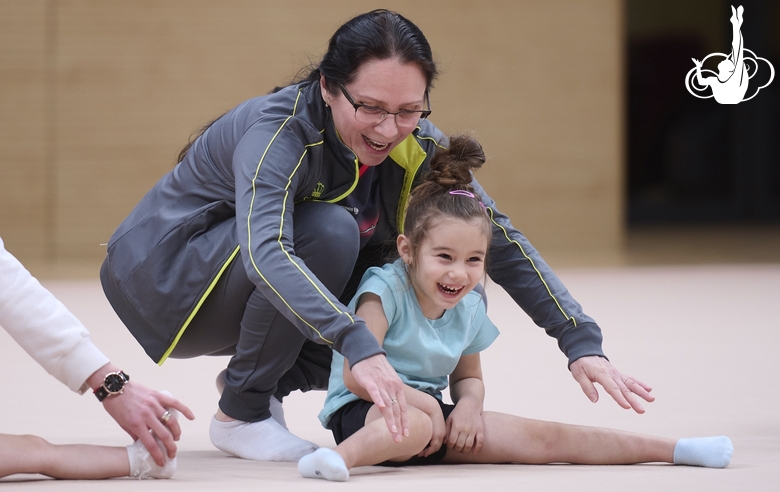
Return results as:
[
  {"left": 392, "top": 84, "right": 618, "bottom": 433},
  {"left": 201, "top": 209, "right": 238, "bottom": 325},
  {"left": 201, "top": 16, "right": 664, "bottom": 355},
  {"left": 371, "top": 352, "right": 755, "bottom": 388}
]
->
[
  {"left": 232, "top": 120, "right": 384, "bottom": 367},
  {"left": 471, "top": 179, "right": 606, "bottom": 366},
  {"left": 0, "top": 237, "right": 110, "bottom": 393}
]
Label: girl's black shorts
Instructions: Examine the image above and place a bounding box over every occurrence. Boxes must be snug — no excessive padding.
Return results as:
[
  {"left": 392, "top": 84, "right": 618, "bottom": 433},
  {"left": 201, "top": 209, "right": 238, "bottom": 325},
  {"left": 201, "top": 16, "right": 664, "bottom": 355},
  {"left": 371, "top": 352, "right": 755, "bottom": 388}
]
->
[{"left": 328, "top": 397, "right": 456, "bottom": 466}]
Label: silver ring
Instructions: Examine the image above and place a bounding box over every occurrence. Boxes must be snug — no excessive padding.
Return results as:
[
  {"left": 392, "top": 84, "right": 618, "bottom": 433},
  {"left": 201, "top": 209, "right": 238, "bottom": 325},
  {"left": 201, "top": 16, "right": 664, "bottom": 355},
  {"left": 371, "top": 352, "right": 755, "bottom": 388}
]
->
[
  {"left": 390, "top": 398, "right": 398, "bottom": 404},
  {"left": 160, "top": 410, "right": 172, "bottom": 424}
]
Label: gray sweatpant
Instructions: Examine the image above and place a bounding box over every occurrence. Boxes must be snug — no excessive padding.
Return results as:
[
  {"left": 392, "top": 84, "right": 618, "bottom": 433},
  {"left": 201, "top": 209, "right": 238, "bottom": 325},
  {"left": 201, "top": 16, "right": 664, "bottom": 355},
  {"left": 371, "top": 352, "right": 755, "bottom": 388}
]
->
[{"left": 171, "top": 202, "right": 361, "bottom": 422}]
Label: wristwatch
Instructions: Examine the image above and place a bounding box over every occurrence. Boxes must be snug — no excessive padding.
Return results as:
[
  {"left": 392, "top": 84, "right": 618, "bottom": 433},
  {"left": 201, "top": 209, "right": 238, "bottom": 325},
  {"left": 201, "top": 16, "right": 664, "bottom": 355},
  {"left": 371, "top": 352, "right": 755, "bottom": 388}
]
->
[{"left": 94, "top": 371, "right": 130, "bottom": 402}]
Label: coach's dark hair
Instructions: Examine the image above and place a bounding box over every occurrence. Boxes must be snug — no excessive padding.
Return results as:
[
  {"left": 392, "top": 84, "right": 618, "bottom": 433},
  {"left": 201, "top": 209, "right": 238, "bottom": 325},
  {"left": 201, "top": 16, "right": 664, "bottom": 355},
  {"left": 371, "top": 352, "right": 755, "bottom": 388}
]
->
[
  {"left": 177, "top": 9, "right": 437, "bottom": 164},
  {"left": 303, "top": 9, "right": 437, "bottom": 94}
]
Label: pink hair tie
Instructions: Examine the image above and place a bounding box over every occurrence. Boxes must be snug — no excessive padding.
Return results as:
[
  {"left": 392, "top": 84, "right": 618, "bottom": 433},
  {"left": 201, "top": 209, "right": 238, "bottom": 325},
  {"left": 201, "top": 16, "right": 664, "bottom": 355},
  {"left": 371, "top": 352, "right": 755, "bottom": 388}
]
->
[
  {"left": 449, "top": 190, "right": 475, "bottom": 198},
  {"left": 449, "top": 190, "right": 487, "bottom": 209}
]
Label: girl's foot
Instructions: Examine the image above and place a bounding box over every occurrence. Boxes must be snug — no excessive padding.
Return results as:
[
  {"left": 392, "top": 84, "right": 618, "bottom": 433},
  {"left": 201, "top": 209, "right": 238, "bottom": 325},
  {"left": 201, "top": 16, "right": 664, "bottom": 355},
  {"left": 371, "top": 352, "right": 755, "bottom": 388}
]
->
[
  {"left": 298, "top": 448, "right": 349, "bottom": 482},
  {"left": 673, "top": 436, "right": 733, "bottom": 468}
]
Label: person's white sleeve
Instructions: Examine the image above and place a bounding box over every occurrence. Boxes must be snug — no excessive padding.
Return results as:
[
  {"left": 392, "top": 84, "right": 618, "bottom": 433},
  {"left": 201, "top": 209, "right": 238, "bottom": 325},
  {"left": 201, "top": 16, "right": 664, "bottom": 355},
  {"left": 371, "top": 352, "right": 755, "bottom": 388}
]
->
[{"left": 0, "top": 237, "right": 109, "bottom": 394}]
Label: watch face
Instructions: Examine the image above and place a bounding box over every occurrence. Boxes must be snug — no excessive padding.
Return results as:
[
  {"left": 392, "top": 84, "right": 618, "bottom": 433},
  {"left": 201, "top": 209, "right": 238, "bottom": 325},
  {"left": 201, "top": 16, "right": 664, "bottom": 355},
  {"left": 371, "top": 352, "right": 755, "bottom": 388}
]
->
[{"left": 104, "top": 373, "right": 126, "bottom": 393}]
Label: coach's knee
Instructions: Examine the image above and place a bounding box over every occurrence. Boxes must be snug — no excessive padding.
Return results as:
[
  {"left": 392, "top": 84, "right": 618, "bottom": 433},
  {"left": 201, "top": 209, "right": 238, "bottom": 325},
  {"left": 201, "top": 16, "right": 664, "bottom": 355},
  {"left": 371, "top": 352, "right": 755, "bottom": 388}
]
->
[{"left": 293, "top": 202, "right": 359, "bottom": 290}]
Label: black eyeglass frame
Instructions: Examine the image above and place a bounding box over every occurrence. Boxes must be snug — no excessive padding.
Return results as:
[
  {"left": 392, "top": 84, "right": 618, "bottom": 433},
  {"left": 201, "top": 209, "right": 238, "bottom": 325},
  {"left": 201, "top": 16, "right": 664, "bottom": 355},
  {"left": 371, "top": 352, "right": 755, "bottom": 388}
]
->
[{"left": 338, "top": 83, "right": 432, "bottom": 126}]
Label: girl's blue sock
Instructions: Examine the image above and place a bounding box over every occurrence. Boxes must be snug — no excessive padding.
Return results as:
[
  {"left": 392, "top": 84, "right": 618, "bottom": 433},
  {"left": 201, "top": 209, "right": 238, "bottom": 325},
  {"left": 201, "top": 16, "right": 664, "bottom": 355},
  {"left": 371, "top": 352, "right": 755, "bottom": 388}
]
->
[{"left": 673, "top": 436, "right": 733, "bottom": 468}]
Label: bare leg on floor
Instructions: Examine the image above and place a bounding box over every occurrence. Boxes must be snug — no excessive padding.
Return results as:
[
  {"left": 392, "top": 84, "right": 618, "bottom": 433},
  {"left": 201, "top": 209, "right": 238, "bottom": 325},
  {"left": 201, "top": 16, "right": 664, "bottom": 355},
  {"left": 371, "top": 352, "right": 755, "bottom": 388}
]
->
[{"left": 0, "top": 434, "right": 130, "bottom": 480}]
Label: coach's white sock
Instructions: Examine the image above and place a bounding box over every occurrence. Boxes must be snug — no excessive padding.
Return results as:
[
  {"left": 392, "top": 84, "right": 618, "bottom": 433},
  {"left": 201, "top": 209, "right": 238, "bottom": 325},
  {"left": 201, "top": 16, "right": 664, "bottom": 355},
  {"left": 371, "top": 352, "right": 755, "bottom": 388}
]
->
[
  {"left": 209, "top": 415, "right": 317, "bottom": 462},
  {"left": 298, "top": 448, "right": 349, "bottom": 482},
  {"left": 673, "top": 436, "right": 733, "bottom": 468},
  {"left": 215, "top": 370, "right": 288, "bottom": 429}
]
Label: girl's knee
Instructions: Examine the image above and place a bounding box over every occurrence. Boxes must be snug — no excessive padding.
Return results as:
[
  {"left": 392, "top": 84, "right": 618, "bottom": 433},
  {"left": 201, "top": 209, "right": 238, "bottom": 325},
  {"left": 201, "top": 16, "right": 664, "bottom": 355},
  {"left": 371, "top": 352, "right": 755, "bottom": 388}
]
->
[{"left": 406, "top": 407, "right": 434, "bottom": 450}]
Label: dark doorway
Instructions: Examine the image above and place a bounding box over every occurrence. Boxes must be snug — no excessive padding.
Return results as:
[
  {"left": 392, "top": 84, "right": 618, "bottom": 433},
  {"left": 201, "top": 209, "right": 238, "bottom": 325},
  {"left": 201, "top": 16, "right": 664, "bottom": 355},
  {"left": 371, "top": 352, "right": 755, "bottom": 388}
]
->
[{"left": 627, "top": 0, "right": 780, "bottom": 225}]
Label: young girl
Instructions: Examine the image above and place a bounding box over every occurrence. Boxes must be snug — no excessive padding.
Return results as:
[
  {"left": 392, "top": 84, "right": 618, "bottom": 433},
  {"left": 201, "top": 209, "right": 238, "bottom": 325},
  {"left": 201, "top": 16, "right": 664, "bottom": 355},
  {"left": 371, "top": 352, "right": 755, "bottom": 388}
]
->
[{"left": 298, "top": 135, "right": 734, "bottom": 481}]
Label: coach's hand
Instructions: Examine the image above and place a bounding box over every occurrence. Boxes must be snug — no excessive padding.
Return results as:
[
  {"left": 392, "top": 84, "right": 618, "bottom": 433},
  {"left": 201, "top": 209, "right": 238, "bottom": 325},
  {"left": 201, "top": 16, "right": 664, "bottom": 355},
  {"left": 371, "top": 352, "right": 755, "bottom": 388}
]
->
[
  {"left": 570, "top": 356, "right": 654, "bottom": 414},
  {"left": 351, "top": 354, "right": 408, "bottom": 442}
]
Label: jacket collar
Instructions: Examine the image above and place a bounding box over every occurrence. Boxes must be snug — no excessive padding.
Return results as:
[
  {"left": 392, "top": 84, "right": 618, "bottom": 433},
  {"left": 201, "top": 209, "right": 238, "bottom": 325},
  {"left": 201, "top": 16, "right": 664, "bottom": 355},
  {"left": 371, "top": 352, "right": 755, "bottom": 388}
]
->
[{"left": 301, "top": 81, "right": 359, "bottom": 176}]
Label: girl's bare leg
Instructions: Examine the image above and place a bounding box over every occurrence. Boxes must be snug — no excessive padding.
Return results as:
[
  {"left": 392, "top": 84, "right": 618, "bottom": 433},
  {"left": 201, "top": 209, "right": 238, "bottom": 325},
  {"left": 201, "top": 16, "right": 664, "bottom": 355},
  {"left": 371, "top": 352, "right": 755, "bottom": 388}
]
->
[
  {"left": 338, "top": 404, "right": 431, "bottom": 468},
  {"left": 299, "top": 405, "right": 432, "bottom": 481},
  {"left": 0, "top": 434, "right": 130, "bottom": 479},
  {"left": 442, "top": 412, "right": 675, "bottom": 465}
]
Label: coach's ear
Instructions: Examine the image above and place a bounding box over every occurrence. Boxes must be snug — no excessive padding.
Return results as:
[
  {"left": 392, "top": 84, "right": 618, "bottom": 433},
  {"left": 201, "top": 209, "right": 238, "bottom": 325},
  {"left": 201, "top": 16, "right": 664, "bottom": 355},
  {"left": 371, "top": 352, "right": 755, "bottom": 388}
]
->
[{"left": 397, "top": 234, "right": 413, "bottom": 267}]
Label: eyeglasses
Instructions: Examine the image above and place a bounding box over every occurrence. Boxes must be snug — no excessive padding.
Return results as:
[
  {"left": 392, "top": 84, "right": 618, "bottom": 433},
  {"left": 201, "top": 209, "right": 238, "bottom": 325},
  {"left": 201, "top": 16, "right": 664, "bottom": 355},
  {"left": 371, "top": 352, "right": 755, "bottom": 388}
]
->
[{"left": 339, "top": 84, "right": 432, "bottom": 128}]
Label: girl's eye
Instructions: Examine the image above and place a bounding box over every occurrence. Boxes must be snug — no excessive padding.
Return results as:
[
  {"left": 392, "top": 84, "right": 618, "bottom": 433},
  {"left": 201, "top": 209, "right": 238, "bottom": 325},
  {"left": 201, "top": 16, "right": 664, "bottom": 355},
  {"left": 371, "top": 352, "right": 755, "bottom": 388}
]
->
[
  {"left": 469, "top": 256, "right": 484, "bottom": 263},
  {"left": 438, "top": 254, "right": 452, "bottom": 260}
]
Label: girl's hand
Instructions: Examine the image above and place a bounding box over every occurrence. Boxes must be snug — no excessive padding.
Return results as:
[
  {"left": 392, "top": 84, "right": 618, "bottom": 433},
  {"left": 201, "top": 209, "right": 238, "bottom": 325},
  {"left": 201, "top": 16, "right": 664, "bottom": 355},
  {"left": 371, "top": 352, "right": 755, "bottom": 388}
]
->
[
  {"left": 445, "top": 398, "right": 484, "bottom": 454},
  {"left": 418, "top": 401, "right": 447, "bottom": 457}
]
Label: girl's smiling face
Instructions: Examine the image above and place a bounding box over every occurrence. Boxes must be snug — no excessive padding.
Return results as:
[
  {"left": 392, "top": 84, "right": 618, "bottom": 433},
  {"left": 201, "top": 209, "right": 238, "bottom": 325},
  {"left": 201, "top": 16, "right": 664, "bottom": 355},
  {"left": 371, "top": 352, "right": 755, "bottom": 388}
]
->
[
  {"left": 397, "top": 216, "right": 489, "bottom": 319},
  {"left": 322, "top": 57, "right": 428, "bottom": 167}
]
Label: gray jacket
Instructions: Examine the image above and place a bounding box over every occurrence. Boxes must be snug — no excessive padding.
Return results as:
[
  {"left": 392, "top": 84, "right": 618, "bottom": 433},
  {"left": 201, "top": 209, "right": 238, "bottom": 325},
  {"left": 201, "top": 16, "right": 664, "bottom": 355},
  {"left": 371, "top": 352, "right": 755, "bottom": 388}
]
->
[{"left": 101, "top": 81, "right": 604, "bottom": 367}]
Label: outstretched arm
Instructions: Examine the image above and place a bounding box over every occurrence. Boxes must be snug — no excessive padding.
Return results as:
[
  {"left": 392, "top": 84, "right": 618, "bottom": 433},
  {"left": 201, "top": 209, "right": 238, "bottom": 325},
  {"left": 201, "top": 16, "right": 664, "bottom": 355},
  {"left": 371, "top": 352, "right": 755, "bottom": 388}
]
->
[{"left": 470, "top": 180, "right": 652, "bottom": 412}]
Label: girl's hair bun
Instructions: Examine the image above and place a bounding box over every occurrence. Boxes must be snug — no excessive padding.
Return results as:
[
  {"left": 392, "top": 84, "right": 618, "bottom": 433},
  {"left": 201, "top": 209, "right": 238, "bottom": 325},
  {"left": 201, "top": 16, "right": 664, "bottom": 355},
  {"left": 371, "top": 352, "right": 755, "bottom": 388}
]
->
[
  {"left": 425, "top": 135, "right": 485, "bottom": 190},
  {"left": 401, "top": 133, "right": 491, "bottom": 270}
]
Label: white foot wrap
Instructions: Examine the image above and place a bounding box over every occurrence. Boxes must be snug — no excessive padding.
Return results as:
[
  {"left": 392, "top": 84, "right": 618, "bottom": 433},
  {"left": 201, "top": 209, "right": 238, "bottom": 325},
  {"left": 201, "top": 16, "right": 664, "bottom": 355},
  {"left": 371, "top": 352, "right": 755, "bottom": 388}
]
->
[
  {"left": 126, "top": 392, "right": 179, "bottom": 479},
  {"left": 126, "top": 437, "right": 176, "bottom": 479}
]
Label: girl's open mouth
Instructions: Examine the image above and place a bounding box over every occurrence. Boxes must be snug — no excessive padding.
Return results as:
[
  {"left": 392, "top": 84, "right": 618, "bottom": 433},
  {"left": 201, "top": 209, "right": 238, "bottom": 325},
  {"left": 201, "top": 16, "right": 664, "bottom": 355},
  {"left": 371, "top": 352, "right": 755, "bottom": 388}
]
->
[{"left": 438, "top": 283, "right": 464, "bottom": 296}]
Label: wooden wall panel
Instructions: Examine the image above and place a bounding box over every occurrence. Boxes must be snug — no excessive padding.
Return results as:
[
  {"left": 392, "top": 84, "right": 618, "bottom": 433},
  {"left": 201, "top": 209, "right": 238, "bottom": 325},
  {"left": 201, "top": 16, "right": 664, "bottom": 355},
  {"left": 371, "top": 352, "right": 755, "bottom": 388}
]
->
[
  {"left": 1, "top": 0, "right": 624, "bottom": 264},
  {"left": 426, "top": 0, "right": 624, "bottom": 253},
  {"left": 0, "top": 1, "right": 49, "bottom": 260}
]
